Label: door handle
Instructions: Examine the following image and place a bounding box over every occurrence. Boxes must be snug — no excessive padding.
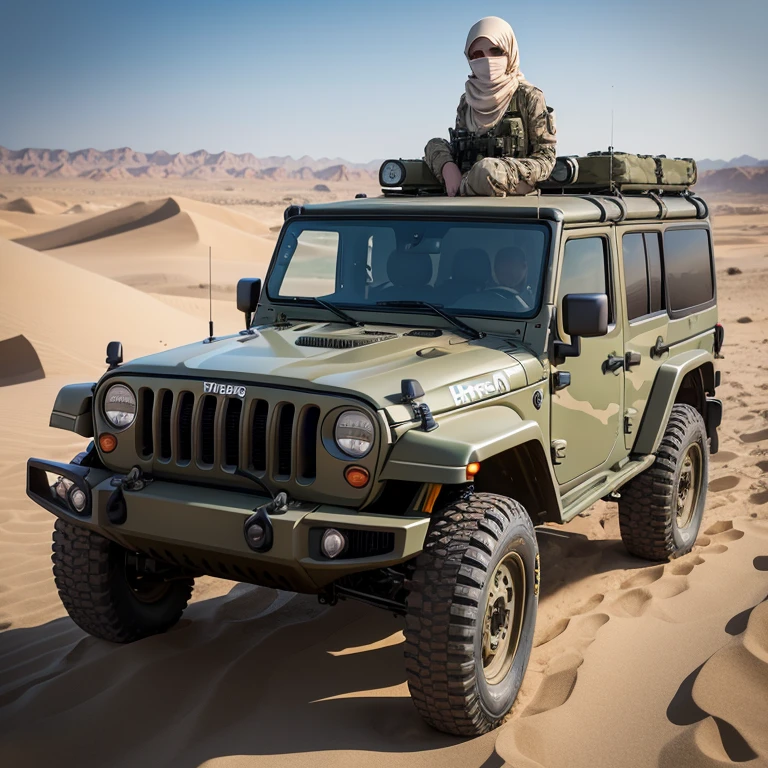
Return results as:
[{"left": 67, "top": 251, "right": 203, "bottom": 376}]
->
[
  {"left": 625, "top": 351, "right": 642, "bottom": 369},
  {"left": 604, "top": 354, "right": 624, "bottom": 373},
  {"left": 553, "top": 371, "right": 571, "bottom": 390},
  {"left": 651, "top": 336, "right": 671, "bottom": 359}
]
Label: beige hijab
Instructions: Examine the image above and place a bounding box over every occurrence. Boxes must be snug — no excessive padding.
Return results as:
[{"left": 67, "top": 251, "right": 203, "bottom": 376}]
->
[{"left": 462, "top": 16, "right": 524, "bottom": 134}]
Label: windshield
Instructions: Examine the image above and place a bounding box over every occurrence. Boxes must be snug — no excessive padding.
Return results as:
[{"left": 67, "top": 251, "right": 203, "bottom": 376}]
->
[{"left": 267, "top": 218, "right": 550, "bottom": 318}]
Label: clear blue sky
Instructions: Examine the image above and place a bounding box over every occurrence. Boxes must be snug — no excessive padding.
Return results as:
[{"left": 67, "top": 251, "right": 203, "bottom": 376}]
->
[{"left": 1, "top": 0, "right": 767, "bottom": 162}]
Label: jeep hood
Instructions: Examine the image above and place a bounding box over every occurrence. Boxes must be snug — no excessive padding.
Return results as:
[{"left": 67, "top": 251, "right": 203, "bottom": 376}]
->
[{"left": 114, "top": 323, "right": 545, "bottom": 420}]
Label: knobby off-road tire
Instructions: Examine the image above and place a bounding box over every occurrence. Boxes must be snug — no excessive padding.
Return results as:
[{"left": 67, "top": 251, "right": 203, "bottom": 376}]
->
[
  {"left": 52, "top": 518, "right": 194, "bottom": 643},
  {"left": 404, "top": 493, "right": 539, "bottom": 736},
  {"left": 619, "top": 404, "right": 709, "bottom": 561}
]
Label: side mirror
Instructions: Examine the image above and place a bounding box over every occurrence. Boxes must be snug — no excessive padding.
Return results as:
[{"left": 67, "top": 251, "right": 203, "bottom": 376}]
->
[
  {"left": 106, "top": 341, "right": 123, "bottom": 370},
  {"left": 554, "top": 293, "right": 608, "bottom": 363},
  {"left": 236, "top": 278, "right": 262, "bottom": 331}
]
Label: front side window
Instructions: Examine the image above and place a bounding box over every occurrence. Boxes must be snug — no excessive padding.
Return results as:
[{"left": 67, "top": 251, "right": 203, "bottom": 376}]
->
[
  {"left": 663, "top": 228, "right": 714, "bottom": 312},
  {"left": 268, "top": 219, "right": 551, "bottom": 318},
  {"left": 558, "top": 237, "right": 611, "bottom": 319}
]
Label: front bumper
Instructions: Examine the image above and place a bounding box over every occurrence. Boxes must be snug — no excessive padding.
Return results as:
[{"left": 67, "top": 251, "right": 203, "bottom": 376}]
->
[{"left": 27, "top": 458, "right": 429, "bottom": 592}]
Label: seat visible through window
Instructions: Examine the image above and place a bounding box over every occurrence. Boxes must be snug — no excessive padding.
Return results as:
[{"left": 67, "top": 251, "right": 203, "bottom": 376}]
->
[{"left": 374, "top": 250, "right": 434, "bottom": 300}]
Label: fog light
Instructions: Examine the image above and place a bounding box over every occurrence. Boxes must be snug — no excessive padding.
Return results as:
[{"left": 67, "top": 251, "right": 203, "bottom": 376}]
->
[
  {"left": 99, "top": 434, "right": 117, "bottom": 453},
  {"left": 246, "top": 522, "right": 267, "bottom": 549},
  {"left": 321, "top": 528, "right": 347, "bottom": 559},
  {"left": 55, "top": 477, "right": 73, "bottom": 500},
  {"left": 344, "top": 465, "right": 370, "bottom": 488},
  {"left": 68, "top": 486, "right": 87, "bottom": 513}
]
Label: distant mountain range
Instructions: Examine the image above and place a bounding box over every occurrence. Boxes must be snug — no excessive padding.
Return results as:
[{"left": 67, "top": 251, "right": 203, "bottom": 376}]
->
[
  {"left": 2, "top": 146, "right": 767, "bottom": 193},
  {"left": 697, "top": 155, "right": 768, "bottom": 171},
  {"left": 0, "top": 146, "right": 382, "bottom": 182},
  {"left": 697, "top": 165, "right": 768, "bottom": 195}
]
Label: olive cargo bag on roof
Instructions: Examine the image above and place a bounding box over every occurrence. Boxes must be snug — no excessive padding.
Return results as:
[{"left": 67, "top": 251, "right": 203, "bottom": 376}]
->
[{"left": 547, "top": 152, "right": 697, "bottom": 192}]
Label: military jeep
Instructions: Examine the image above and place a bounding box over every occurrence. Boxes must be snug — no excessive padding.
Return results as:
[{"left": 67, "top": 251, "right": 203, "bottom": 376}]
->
[{"left": 28, "top": 162, "right": 723, "bottom": 736}]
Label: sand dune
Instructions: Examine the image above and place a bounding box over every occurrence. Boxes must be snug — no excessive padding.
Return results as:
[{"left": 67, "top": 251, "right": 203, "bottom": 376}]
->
[
  {"left": 0, "top": 210, "right": 95, "bottom": 237},
  {"left": 62, "top": 202, "right": 115, "bottom": 215},
  {"left": 15, "top": 197, "right": 189, "bottom": 250},
  {"left": 10, "top": 196, "right": 276, "bottom": 300},
  {"left": 15, "top": 196, "right": 272, "bottom": 251},
  {"left": 0, "top": 185, "right": 766, "bottom": 768},
  {"left": 0, "top": 219, "right": 27, "bottom": 238},
  {"left": 0, "top": 335, "right": 45, "bottom": 387},
  {"left": 0, "top": 238, "right": 203, "bottom": 376},
  {"left": 0, "top": 196, "right": 67, "bottom": 215}
]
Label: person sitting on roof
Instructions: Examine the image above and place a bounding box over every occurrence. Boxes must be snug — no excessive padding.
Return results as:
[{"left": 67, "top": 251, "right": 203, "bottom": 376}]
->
[{"left": 424, "top": 16, "right": 557, "bottom": 198}]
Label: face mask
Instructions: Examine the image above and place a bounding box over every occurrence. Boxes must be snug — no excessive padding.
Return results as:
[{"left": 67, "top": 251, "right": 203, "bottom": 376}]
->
[{"left": 469, "top": 55, "right": 508, "bottom": 84}]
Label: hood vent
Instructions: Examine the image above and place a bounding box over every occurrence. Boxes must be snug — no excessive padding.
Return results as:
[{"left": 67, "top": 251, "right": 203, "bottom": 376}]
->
[{"left": 295, "top": 331, "right": 397, "bottom": 349}]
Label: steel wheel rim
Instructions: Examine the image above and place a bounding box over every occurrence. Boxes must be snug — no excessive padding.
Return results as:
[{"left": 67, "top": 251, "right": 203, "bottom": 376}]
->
[
  {"left": 123, "top": 552, "right": 171, "bottom": 604},
  {"left": 482, "top": 551, "right": 526, "bottom": 685},
  {"left": 676, "top": 442, "right": 703, "bottom": 530}
]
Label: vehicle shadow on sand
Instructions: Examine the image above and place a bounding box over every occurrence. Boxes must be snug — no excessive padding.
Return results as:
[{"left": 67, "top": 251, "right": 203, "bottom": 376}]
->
[
  {"left": 0, "top": 525, "right": 656, "bottom": 768},
  {"left": 0, "top": 587, "right": 501, "bottom": 768}
]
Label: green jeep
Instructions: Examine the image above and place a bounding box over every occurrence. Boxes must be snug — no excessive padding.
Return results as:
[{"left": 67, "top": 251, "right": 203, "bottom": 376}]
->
[{"left": 27, "top": 165, "right": 723, "bottom": 736}]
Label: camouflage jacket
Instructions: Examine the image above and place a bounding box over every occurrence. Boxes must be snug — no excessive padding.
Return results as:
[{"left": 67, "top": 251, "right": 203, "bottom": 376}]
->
[{"left": 424, "top": 81, "right": 557, "bottom": 189}]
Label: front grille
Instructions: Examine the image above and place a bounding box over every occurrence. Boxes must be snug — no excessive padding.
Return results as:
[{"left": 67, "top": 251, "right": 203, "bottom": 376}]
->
[
  {"left": 133, "top": 385, "right": 324, "bottom": 491},
  {"left": 178, "top": 392, "right": 194, "bottom": 463},
  {"left": 159, "top": 390, "right": 173, "bottom": 460},
  {"left": 199, "top": 395, "right": 218, "bottom": 466},
  {"left": 223, "top": 398, "right": 242, "bottom": 467},
  {"left": 251, "top": 399, "right": 268, "bottom": 471},
  {"left": 276, "top": 404, "right": 295, "bottom": 477}
]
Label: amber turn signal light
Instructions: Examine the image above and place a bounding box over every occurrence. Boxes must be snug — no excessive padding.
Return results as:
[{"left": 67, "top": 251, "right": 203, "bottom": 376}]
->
[
  {"left": 466, "top": 462, "right": 481, "bottom": 480},
  {"left": 345, "top": 465, "right": 370, "bottom": 488},
  {"left": 99, "top": 433, "right": 117, "bottom": 453}
]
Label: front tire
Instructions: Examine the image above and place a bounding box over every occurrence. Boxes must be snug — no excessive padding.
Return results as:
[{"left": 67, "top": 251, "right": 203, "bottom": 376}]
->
[
  {"left": 619, "top": 404, "right": 709, "bottom": 560},
  {"left": 404, "top": 493, "right": 539, "bottom": 736},
  {"left": 52, "top": 518, "right": 194, "bottom": 643}
]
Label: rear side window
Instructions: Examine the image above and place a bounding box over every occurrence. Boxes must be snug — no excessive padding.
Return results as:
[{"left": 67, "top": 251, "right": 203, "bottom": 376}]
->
[
  {"left": 663, "top": 228, "right": 714, "bottom": 312},
  {"left": 645, "top": 234, "right": 664, "bottom": 313},
  {"left": 622, "top": 234, "right": 647, "bottom": 320},
  {"left": 622, "top": 232, "right": 665, "bottom": 321}
]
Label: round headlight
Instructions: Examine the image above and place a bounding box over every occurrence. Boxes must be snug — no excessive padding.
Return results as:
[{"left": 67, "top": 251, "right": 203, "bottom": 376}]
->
[
  {"left": 104, "top": 384, "right": 136, "bottom": 428},
  {"left": 334, "top": 410, "right": 374, "bottom": 458}
]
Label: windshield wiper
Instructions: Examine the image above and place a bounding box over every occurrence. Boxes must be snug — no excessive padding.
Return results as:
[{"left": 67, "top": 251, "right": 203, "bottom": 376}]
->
[
  {"left": 376, "top": 300, "right": 485, "bottom": 340},
  {"left": 303, "top": 297, "right": 363, "bottom": 327}
]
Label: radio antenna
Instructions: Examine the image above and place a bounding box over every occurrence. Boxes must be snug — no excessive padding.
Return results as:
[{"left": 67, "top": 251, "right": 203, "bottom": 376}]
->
[
  {"left": 609, "top": 85, "right": 615, "bottom": 193},
  {"left": 206, "top": 246, "right": 215, "bottom": 343}
]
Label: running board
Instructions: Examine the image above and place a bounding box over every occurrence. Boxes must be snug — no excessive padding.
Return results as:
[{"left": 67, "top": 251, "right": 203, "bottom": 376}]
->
[{"left": 560, "top": 455, "right": 656, "bottom": 523}]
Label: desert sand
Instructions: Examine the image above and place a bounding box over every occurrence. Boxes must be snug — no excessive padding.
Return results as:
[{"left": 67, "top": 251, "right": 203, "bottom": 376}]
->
[{"left": 0, "top": 177, "right": 766, "bottom": 768}]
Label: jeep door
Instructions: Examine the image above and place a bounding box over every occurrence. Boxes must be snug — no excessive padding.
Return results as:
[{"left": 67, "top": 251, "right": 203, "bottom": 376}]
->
[
  {"left": 550, "top": 231, "right": 624, "bottom": 486},
  {"left": 619, "top": 229, "right": 669, "bottom": 449}
]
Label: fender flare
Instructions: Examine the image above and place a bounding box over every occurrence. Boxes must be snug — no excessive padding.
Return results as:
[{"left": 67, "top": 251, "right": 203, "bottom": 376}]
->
[
  {"left": 633, "top": 350, "right": 715, "bottom": 455},
  {"left": 50, "top": 382, "right": 96, "bottom": 437},
  {"left": 381, "top": 405, "right": 562, "bottom": 517}
]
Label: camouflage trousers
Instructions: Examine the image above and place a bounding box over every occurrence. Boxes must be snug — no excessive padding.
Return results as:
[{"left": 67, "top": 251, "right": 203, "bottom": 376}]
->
[{"left": 460, "top": 157, "right": 535, "bottom": 197}]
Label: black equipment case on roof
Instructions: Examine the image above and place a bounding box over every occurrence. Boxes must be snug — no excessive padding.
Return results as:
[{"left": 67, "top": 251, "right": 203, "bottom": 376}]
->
[{"left": 541, "top": 151, "right": 697, "bottom": 193}]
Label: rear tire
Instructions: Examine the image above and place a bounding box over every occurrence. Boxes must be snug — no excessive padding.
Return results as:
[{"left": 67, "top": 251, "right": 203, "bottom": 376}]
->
[
  {"left": 404, "top": 492, "right": 539, "bottom": 736},
  {"left": 619, "top": 404, "right": 708, "bottom": 560},
  {"left": 52, "top": 518, "right": 194, "bottom": 643}
]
